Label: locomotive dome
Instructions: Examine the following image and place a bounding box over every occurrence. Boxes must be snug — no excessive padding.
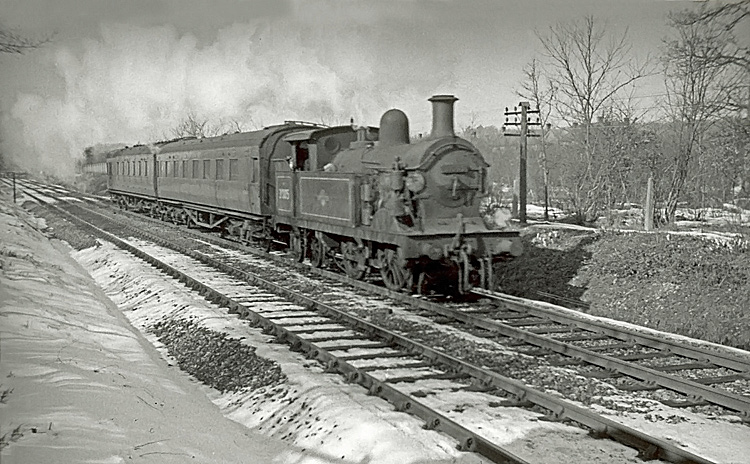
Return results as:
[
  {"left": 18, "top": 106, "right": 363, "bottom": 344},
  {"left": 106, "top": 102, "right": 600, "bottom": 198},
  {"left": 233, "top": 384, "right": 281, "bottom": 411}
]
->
[{"left": 379, "top": 109, "right": 409, "bottom": 147}]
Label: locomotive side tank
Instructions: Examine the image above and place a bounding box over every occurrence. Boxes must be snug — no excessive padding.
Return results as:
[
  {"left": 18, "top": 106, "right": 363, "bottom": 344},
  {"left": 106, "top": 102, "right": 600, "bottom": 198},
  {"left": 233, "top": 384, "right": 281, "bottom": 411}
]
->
[{"left": 274, "top": 95, "right": 522, "bottom": 293}]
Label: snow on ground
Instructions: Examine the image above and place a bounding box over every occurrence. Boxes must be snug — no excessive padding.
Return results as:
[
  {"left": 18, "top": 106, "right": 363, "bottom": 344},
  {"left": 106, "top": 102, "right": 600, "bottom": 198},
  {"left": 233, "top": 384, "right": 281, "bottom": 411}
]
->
[
  {"left": 0, "top": 201, "right": 295, "bottom": 463},
  {"left": 3, "top": 186, "right": 748, "bottom": 463},
  {"left": 122, "top": 235, "right": 749, "bottom": 463},
  {"left": 74, "top": 239, "right": 492, "bottom": 464},
  {"left": 76, "top": 239, "right": 674, "bottom": 464}
]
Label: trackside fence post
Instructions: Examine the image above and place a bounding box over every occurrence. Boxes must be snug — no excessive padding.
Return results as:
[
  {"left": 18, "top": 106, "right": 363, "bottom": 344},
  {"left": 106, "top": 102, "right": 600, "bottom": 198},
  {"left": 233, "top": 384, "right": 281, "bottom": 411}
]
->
[{"left": 645, "top": 176, "right": 654, "bottom": 231}]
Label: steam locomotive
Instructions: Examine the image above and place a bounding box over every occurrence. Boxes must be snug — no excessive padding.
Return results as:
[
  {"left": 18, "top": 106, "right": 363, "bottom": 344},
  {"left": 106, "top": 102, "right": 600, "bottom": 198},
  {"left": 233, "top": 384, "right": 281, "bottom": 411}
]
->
[{"left": 106, "top": 95, "right": 522, "bottom": 293}]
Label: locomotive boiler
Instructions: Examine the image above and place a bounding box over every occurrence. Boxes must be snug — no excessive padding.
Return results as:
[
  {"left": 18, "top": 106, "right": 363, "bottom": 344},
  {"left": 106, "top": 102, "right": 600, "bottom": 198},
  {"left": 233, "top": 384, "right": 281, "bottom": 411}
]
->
[{"left": 273, "top": 95, "right": 522, "bottom": 293}]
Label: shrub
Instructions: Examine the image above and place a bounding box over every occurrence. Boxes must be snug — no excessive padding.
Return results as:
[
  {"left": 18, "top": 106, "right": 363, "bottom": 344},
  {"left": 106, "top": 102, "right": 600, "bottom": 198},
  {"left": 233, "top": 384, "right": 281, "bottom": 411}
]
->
[{"left": 577, "top": 232, "right": 750, "bottom": 349}]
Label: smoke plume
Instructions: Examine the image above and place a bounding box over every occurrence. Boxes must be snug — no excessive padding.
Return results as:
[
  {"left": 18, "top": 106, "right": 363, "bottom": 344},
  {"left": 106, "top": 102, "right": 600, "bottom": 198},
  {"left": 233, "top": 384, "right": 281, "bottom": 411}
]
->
[{"left": 4, "top": 15, "right": 443, "bottom": 179}]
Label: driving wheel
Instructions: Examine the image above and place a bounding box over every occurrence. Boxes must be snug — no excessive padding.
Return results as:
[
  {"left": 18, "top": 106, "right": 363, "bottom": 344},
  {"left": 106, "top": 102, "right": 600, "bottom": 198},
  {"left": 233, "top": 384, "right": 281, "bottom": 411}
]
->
[
  {"left": 379, "top": 248, "right": 412, "bottom": 291},
  {"left": 310, "top": 235, "right": 325, "bottom": 268}
]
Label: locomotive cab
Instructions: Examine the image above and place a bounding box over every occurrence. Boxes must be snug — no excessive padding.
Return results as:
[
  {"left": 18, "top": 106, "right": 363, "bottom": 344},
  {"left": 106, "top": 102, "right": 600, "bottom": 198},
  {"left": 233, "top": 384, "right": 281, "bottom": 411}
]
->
[{"left": 279, "top": 127, "right": 370, "bottom": 172}]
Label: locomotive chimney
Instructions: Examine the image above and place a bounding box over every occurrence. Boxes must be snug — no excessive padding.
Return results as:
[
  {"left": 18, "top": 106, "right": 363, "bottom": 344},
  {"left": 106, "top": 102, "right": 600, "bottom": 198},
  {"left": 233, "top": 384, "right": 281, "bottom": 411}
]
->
[{"left": 429, "top": 94, "right": 458, "bottom": 138}]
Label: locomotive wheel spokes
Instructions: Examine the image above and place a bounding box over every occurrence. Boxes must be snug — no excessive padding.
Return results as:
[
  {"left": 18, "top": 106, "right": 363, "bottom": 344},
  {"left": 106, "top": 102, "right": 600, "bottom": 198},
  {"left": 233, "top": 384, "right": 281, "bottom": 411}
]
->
[
  {"left": 310, "top": 236, "right": 325, "bottom": 268},
  {"left": 341, "top": 242, "right": 366, "bottom": 280},
  {"left": 379, "top": 248, "right": 412, "bottom": 291}
]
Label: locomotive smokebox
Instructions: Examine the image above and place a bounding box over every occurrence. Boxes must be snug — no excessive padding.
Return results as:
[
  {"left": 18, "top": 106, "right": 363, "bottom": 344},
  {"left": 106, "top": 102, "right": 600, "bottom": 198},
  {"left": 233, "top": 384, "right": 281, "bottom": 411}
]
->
[
  {"left": 429, "top": 94, "right": 458, "bottom": 138},
  {"left": 379, "top": 109, "right": 410, "bottom": 147}
]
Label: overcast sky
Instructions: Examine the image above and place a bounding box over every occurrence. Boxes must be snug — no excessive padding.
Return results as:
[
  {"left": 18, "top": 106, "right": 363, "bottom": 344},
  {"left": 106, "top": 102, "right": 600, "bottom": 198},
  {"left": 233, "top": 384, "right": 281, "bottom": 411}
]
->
[{"left": 0, "top": 0, "right": 697, "bottom": 177}]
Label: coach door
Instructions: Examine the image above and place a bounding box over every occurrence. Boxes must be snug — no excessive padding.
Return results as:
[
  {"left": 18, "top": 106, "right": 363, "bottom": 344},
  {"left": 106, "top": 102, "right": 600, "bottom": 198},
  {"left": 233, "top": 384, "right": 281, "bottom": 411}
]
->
[
  {"left": 262, "top": 131, "right": 295, "bottom": 215},
  {"left": 247, "top": 147, "right": 261, "bottom": 215}
]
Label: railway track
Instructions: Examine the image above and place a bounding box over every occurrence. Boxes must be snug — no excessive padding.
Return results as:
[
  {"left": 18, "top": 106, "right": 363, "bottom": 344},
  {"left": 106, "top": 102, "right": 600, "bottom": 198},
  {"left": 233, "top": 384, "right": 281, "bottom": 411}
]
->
[
  {"left": 6, "top": 179, "right": 745, "bottom": 463},
  {"left": 74, "top": 186, "right": 750, "bottom": 418}
]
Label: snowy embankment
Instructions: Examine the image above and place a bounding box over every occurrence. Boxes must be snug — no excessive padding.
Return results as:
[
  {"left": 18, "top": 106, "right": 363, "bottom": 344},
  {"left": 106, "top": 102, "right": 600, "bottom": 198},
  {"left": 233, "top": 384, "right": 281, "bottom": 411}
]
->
[{"left": 0, "top": 201, "right": 292, "bottom": 463}]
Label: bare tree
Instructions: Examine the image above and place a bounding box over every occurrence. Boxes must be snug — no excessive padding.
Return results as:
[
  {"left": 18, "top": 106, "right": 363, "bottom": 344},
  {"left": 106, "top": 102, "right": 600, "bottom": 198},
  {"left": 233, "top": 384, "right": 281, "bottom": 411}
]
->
[
  {"left": 536, "top": 15, "right": 652, "bottom": 222},
  {"left": 673, "top": 1, "right": 749, "bottom": 74},
  {"left": 221, "top": 118, "right": 246, "bottom": 134},
  {"left": 661, "top": 5, "right": 747, "bottom": 222},
  {"left": 517, "top": 58, "right": 556, "bottom": 220},
  {"left": 168, "top": 112, "right": 255, "bottom": 140},
  {"left": 0, "top": 28, "right": 50, "bottom": 54},
  {"left": 170, "top": 111, "right": 214, "bottom": 138}
]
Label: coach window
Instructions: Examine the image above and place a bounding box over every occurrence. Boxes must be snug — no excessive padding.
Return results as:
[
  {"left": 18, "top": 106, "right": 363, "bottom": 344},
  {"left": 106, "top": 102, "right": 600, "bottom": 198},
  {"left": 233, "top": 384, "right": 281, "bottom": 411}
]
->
[
  {"left": 182, "top": 160, "right": 186, "bottom": 178},
  {"left": 127, "top": 161, "right": 131, "bottom": 176},
  {"left": 165, "top": 161, "right": 170, "bottom": 177},
  {"left": 192, "top": 160, "right": 199, "bottom": 178},
  {"left": 144, "top": 161, "right": 148, "bottom": 177},
  {"left": 216, "top": 159, "right": 224, "bottom": 180},
  {"left": 228, "top": 159, "right": 238, "bottom": 180},
  {"left": 252, "top": 157, "right": 259, "bottom": 182},
  {"left": 203, "top": 160, "right": 210, "bottom": 179}
]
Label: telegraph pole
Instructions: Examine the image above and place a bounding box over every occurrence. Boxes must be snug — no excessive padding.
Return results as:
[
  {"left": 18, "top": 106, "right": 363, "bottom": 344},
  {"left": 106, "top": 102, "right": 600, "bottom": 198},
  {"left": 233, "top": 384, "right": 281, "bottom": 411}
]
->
[
  {"left": 504, "top": 102, "right": 540, "bottom": 223},
  {"left": 519, "top": 102, "right": 529, "bottom": 223}
]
